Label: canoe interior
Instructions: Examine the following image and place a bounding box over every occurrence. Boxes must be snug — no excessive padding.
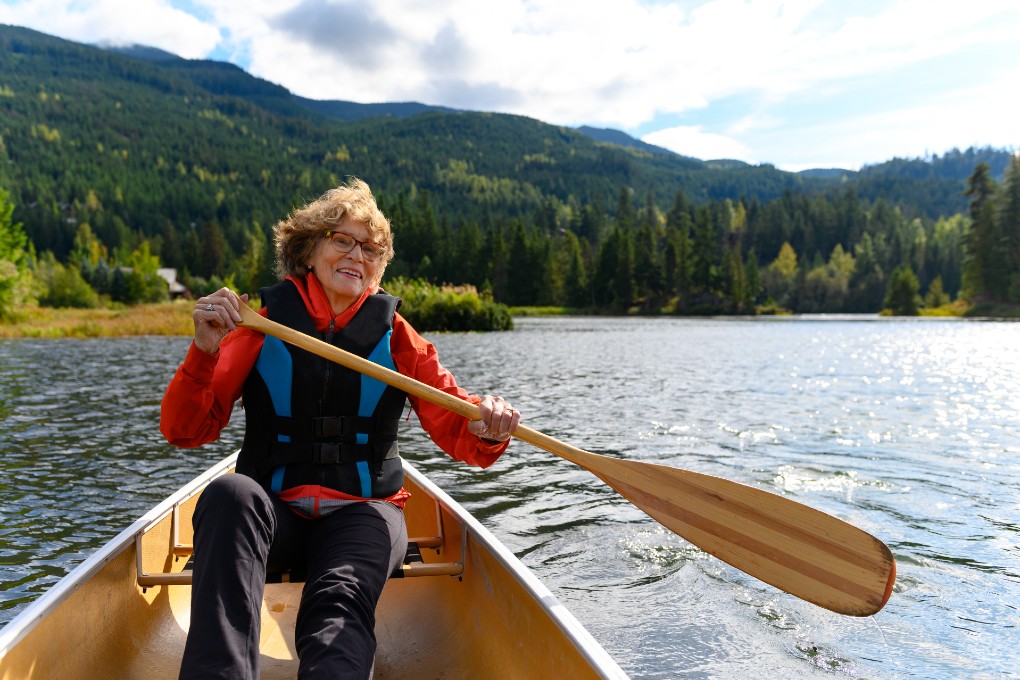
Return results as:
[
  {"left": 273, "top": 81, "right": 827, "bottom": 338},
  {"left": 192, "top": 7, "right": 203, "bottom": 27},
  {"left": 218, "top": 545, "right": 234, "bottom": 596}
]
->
[{"left": 0, "top": 456, "right": 621, "bottom": 679}]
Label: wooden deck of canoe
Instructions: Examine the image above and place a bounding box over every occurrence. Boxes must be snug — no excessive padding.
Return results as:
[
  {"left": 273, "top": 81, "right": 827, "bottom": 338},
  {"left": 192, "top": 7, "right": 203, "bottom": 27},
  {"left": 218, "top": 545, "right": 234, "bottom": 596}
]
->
[{"left": 0, "top": 453, "right": 627, "bottom": 679}]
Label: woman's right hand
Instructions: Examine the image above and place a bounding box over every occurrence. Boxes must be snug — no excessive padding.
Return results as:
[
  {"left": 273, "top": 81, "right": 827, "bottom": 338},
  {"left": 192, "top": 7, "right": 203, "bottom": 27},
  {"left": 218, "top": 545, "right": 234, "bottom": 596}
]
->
[{"left": 193, "top": 288, "right": 248, "bottom": 355}]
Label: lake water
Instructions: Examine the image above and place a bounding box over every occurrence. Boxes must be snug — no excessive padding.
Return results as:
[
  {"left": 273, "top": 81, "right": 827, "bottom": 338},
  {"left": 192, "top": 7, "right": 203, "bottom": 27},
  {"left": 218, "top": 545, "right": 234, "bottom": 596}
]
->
[{"left": 1, "top": 316, "right": 1018, "bottom": 679}]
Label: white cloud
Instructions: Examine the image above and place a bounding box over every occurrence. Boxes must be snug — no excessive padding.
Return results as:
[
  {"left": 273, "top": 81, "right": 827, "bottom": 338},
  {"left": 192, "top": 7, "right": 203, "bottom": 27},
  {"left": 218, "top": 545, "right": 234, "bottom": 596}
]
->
[
  {"left": 760, "top": 71, "right": 1020, "bottom": 171},
  {"left": 3, "top": 0, "right": 1018, "bottom": 167},
  {"left": 642, "top": 125, "right": 753, "bottom": 162},
  {"left": 0, "top": 0, "right": 221, "bottom": 58}
]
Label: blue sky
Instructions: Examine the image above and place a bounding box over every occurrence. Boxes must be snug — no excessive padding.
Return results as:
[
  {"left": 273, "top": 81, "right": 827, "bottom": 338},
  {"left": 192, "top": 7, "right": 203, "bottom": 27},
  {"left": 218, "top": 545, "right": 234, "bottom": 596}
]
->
[{"left": 2, "top": 0, "right": 1017, "bottom": 171}]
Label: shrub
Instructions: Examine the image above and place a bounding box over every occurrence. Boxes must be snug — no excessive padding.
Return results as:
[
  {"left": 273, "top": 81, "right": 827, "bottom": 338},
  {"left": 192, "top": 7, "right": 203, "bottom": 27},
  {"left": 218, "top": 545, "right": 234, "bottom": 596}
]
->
[
  {"left": 384, "top": 278, "right": 513, "bottom": 332},
  {"left": 36, "top": 253, "right": 101, "bottom": 308}
]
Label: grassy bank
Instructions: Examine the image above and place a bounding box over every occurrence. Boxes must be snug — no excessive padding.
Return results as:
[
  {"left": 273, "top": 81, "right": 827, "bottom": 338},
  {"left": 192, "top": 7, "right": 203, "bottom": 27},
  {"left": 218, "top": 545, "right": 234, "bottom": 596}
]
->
[{"left": 0, "top": 301, "right": 196, "bottom": 338}]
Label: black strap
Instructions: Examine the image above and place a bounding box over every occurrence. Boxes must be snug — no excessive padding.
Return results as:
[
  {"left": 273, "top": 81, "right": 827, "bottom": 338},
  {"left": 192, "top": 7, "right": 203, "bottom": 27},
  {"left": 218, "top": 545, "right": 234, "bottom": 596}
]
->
[
  {"left": 265, "top": 439, "right": 399, "bottom": 466},
  {"left": 272, "top": 415, "right": 400, "bottom": 443}
]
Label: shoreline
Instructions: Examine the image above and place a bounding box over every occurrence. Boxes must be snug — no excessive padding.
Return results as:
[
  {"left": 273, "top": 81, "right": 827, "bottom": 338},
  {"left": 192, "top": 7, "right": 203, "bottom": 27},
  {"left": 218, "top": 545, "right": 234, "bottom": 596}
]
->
[
  {"left": 0, "top": 302, "right": 195, "bottom": 339},
  {"left": 2, "top": 300, "right": 1014, "bottom": 340}
]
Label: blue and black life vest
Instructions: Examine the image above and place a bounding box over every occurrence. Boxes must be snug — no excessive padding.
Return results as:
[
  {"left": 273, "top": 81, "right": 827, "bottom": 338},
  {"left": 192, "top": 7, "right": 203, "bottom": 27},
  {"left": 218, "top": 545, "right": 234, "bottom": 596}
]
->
[{"left": 237, "top": 280, "right": 408, "bottom": 499}]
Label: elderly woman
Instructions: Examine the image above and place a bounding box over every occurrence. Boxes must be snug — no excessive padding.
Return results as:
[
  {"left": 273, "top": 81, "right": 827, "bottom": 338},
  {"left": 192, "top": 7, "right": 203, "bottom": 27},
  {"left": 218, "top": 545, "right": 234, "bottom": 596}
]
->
[{"left": 160, "top": 178, "right": 520, "bottom": 679}]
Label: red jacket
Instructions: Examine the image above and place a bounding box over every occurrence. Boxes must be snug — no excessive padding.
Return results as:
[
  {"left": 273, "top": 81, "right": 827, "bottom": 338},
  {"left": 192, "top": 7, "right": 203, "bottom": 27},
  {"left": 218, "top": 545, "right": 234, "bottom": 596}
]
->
[{"left": 160, "top": 275, "right": 507, "bottom": 509}]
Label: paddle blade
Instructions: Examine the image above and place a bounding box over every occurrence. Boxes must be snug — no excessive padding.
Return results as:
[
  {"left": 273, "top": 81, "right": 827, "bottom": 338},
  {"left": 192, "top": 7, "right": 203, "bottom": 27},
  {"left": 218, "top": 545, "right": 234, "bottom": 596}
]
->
[{"left": 586, "top": 455, "right": 895, "bottom": 616}]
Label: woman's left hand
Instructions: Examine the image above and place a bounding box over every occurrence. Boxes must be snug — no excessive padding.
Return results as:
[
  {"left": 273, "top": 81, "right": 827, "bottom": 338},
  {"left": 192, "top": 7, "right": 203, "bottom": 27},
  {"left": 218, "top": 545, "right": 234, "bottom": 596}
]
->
[{"left": 468, "top": 395, "right": 521, "bottom": 443}]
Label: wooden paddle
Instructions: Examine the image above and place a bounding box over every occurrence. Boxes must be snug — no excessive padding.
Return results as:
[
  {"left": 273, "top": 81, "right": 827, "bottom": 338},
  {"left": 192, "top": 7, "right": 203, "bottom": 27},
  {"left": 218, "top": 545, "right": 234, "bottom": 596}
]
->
[{"left": 237, "top": 304, "right": 895, "bottom": 617}]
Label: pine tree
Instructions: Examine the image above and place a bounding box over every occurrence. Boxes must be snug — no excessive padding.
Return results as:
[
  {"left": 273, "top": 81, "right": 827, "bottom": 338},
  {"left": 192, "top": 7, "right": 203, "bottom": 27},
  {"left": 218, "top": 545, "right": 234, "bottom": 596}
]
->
[
  {"left": 744, "top": 249, "right": 762, "bottom": 309},
  {"left": 691, "top": 205, "right": 718, "bottom": 293},
  {"left": 613, "top": 230, "right": 636, "bottom": 309},
  {"left": 666, "top": 191, "right": 694, "bottom": 297},
  {"left": 562, "top": 230, "right": 589, "bottom": 308},
  {"left": 997, "top": 155, "right": 1020, "bottom": 302},
  {"left": 962, "top": 163, "right": 1000, "bottom": 300}
]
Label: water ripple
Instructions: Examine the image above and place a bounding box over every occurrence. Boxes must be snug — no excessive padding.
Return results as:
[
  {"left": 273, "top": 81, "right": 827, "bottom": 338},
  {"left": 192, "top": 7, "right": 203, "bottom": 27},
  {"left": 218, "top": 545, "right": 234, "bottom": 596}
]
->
[{"left": 2, "top": 319, "right": 1020, "bottom": 679}]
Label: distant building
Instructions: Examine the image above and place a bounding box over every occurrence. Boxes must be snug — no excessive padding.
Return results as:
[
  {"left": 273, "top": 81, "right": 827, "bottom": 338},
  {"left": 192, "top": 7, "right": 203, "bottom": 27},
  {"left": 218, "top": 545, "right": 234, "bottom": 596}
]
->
[{"left": 156, "top": 268, "right": 188, "bottom": 298}]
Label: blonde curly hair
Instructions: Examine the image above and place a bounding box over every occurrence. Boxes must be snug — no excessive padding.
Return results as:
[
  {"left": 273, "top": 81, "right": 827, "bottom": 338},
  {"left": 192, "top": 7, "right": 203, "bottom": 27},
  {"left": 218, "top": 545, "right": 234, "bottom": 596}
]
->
[{"left": 273, "top": 178, "right": 394, "bottom": 286}]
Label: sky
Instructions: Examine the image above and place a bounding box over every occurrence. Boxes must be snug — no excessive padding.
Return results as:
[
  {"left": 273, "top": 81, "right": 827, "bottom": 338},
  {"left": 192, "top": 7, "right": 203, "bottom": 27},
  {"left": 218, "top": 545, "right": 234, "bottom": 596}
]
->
[{"left": 2, "top": 0, "right": 1018, "bottom": 171}]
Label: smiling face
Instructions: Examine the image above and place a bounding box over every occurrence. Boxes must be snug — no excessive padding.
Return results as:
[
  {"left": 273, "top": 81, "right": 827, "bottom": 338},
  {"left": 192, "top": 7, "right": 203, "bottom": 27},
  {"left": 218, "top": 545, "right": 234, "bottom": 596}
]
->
[{"left": 308, "top": 217, "right": 382, "bottom": 315}]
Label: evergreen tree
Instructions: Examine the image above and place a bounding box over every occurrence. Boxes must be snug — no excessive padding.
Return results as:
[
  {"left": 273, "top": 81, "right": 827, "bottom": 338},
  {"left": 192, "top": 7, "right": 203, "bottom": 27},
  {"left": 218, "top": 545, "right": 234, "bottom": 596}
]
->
[
  {"left": 199, "top": 220, "right": 229, "bottom": 278},
  {"left": 453, "top": 221, "right": 485, "bottom": 289},
  {"left": 666, "top": 191, "right": 694, "bottom": 297},
  {"left": 997, "top": 155, "right": 1020, "bottom": 301},
  {"left": 613, "top": 230, "right": 636, "bottom": 309},
  {"left": 720, "top": 243, "right": 745, "bottom": 312},
  {"left": 691, "top": 205, "right": 719, "bottom": 293},
  {"left": 575, "top": 198, "right": 606, "bottom": 243},
  {"left": 884, "top": 265, "right": 921, "bottom": 315},
  {"left": 562, "top": 230, "right": 589, "bottom": 308},
  {"left": 962, "top": 163, "right": 1000, "bottom": 299},
  {"left": 614, "top": 187, "right": 636, "bottom": 232},
  {"left": 487, "top": 227, "right": 509, "bottom": 302},
  {"left": 743, "top": 249, "right": 762, "bottom": 309},
  {"left": 633, "top": 224, "right": 662, "bottom": 307},
  {"left": 591, "top": 230, "right": 618, "bottom": 308}
]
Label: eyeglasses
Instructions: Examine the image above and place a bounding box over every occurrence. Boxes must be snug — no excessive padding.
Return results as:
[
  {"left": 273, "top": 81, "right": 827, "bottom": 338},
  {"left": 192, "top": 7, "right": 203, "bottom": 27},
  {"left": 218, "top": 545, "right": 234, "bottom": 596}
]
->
[{"left": 324, "top": 231, "right": 388, "bottom": 262}]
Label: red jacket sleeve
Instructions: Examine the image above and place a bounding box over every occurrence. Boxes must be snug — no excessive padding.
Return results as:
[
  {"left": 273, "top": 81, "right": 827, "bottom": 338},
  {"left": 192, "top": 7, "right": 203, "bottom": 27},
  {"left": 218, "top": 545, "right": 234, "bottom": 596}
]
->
[
  {"left": 159, "top": 327, "right": 264, "bottom": 448},
  {"left": 391, "top": 314, "right": 508, "bottom": 468}
]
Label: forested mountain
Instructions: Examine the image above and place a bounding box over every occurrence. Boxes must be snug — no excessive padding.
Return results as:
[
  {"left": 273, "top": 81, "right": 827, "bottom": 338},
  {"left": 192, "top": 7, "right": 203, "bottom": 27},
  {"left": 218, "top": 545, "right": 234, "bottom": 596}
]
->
[
  {"left": 1, "top": 23, "right": 1017, "bottom": 317},
  {"left": 2, "top": 24, "right": 820, "bottom": 249}
]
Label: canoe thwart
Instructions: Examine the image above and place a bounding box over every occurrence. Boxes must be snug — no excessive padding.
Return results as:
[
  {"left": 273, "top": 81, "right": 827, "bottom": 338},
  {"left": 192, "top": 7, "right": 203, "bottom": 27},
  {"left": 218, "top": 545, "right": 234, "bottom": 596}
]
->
[
  {"left": 135, "top": 469, "right": 458, "bottom": 590},
  {"left": 136, "top": 540, "right": 462, "bottom": 588}
]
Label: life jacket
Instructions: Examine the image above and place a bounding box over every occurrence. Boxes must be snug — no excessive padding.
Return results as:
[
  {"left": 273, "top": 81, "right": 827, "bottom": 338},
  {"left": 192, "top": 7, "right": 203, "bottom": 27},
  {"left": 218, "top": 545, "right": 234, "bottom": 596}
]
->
[{"left": 237, "top": 280, "right": 408, "bottom": 501}]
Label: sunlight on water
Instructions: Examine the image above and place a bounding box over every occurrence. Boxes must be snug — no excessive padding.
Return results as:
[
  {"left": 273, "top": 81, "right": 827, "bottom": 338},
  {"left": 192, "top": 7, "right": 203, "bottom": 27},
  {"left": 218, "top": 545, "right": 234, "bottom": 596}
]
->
[
  {"left": 422, "top": 317, "right": 1020, "bottom": 679},
  {"left": 2, "top": 318, "right": 1019, "bottom": 679}
]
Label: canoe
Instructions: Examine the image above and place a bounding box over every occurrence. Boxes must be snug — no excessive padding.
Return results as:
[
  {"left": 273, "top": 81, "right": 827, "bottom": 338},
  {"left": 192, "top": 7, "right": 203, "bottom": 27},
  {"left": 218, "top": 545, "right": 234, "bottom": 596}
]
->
[{"left": 0, "top": 452, "right": 627, "bottom": 679}]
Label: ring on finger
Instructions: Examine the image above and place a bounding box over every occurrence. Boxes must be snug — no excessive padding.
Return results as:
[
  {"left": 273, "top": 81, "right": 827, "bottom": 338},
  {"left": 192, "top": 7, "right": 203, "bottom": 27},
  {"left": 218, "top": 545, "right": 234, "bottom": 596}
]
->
[{"left": 205, "top": 304, "right": 214, "bottom": 312}]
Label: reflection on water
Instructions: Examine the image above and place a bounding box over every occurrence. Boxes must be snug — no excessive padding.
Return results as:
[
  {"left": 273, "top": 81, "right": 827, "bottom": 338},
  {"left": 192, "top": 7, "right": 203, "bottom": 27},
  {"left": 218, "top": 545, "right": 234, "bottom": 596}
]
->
[{"left": 2, "top": 318, "right": 1019, "bottom": 679}]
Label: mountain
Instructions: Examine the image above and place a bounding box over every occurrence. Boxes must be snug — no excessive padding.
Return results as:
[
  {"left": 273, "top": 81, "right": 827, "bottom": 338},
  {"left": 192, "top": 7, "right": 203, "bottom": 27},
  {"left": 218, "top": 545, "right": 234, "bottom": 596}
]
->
[
  {"left": 575, "top": 126, "right": 691, "bottom": 160},
  {"left": 98, "top": 42, "right": 183, "bottom": 62},
  {"left": 78, "top": 28, "right": 1020, "bottom": 206},
  {"left": 0, "top": 22, "right": 1011, "bottom": 261},
  {"left": 796, "top": 168, "right": 852, "bottom": 179},
  {"left": 0, "top": 25, "right": 828, "bottom": 242},
  {"left": 292, "top": 96, "right": 459, "bottom": 122}
]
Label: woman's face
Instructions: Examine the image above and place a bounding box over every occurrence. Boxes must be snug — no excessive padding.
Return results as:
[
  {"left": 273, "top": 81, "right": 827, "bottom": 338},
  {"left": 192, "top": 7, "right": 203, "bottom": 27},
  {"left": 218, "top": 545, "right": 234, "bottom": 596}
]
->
[{"left": 308, "top": 217, "right": 384, "bottom": 314}]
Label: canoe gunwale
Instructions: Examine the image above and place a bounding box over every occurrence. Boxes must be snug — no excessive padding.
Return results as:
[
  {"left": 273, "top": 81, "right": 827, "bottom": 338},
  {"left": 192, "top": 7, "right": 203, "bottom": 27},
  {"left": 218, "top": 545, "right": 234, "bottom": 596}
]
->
[
  {"left": 0, "top": 454, "right": 237, "bottom": 656},
  {"left": 0, "top": 452, "right": 627, "bottom": 679}
]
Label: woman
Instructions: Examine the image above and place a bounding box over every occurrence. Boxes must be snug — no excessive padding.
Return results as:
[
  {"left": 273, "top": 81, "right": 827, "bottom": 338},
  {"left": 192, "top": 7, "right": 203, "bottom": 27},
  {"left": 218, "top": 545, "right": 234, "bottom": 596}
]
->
[{"left": 160, "top": 178, "right": 520, "bottom": 679}]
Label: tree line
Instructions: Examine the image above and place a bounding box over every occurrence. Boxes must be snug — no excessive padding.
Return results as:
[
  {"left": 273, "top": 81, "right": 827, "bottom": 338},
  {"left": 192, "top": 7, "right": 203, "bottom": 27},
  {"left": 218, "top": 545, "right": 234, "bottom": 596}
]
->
[
  {"left": 2, "top": 155, "right": 1018, "bottom": 320},
  {"left": 2, "top": 25, "right": 1018, "bottom": 319}
]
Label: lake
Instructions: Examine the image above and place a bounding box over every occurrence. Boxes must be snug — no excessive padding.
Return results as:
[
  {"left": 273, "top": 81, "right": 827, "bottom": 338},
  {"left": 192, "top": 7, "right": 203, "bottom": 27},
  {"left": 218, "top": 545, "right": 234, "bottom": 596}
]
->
[{"left": 1, "top": 316, "right": 1018, "bottom": 678}]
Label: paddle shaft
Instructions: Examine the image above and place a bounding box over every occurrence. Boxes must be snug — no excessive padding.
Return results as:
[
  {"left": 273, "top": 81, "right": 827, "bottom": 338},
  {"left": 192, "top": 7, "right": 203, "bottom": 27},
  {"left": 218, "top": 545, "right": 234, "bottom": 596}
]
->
[{"left": 237, "top": 304, "right": 895, "bottom": 616}]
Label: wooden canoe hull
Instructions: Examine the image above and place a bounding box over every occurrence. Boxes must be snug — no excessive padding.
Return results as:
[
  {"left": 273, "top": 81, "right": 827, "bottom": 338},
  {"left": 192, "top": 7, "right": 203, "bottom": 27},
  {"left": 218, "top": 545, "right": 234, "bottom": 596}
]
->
[{"left": 0, "top": 453, "right": 625, "bottom": 679}]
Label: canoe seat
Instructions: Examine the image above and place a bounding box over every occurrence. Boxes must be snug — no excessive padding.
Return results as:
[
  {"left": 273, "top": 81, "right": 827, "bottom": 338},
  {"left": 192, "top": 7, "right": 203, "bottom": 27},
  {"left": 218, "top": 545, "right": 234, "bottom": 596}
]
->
[{"left": 138, "top": 536, "right": 462, "bottom": 589}]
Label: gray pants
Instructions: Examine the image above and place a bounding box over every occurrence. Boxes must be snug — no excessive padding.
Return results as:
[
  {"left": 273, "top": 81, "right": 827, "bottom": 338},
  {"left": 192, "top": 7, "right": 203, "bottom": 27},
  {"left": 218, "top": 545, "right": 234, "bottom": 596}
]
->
[{"left": 178, "top": 474, "right": 408, "bottom": 680}]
